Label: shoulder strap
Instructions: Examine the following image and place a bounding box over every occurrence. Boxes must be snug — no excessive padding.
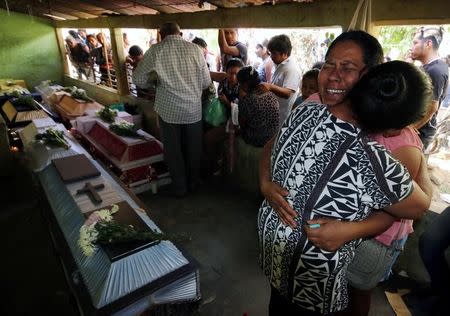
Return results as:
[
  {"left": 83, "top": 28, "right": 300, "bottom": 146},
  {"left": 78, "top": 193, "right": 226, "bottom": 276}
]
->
[
  {"left": 288, "top": 132, "right": 358, "bottom": 300},
  {"left": 303, "top": 134, "right": 358, "bottom": 214}
]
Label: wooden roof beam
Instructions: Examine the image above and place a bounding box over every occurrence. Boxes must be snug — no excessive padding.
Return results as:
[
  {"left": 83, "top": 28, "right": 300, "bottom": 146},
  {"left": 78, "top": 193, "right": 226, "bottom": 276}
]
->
[
  {"left": 75, "top": 0, "right": 136, "bottom": 16},
  {"left": 43, "top": 10, "right": 79, "bottom": 20},
  {"left": 134, "top": 0, "right": 185, "bottom": 14},
  {"left": 53, "top": 0, "right": 114, "bottom": 17}
]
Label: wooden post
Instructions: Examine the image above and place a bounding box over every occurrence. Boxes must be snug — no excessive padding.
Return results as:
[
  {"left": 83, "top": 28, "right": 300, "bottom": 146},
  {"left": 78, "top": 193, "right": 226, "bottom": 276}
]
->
[
  {"left": 110, "top": 28, "right": 129, "bottom": 96},
  {"left": 55, "top": 28, "right": 70, "bottom": 76},
  {"left": 98, "top": 30, "right": 112, "bottom": 87}
]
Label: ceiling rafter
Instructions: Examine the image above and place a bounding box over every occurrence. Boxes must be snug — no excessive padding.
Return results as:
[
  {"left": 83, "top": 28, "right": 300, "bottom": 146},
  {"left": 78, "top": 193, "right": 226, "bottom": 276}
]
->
[
  {"left": 134, "top": 0, "right": 185, "bottom": 14},
  {"left": 45, "top": 10, "right": 79, "bottom": 20},
  {"left": 73, "top": 0, "right": 124, "bottom": 15},
  {"left": 52, "top": 0, "right": 113, "bottom": 17},
  {"left": 1, "top": 0, "right": 319, "bottom": 20},
  {"left": 107, "top": 0, "right": 159, "bottom": 15},
  {"left": 46, "top": 2, "right": 98, "bottom": 19},
  {"left": 74, "top": 0, "right": 151, "bottom": 16}
]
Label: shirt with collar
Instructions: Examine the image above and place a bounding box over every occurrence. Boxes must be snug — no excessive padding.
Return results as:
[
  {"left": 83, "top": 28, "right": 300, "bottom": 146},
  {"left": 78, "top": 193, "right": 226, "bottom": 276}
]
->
[
  {"left": 271, "top": 57, "right": 301, "bottom": 127},
  {"left": 133, "top": 35, "right": 212, "bottom": 124}
]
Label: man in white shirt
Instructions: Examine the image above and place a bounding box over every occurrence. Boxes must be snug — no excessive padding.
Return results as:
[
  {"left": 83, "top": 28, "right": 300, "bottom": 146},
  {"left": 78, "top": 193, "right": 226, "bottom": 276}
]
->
[
  {"left": 263, "top": 35, "right": 301, "bottom": 127},
  {"left": 133, "top": 22, "right": 211, "bottom": 197}
]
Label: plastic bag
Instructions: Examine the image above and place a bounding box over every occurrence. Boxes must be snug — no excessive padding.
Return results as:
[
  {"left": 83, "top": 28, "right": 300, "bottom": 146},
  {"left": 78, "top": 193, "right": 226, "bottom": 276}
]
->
[{"left": 203, "top": 98, "right": 227, "bottom": 127}]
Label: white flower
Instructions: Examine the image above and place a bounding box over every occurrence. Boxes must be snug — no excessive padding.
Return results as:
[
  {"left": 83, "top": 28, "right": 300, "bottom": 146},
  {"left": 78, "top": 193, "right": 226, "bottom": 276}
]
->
[
  {"left": 78, "top": 204, "right": 120, "bottom": 257},
  {"left": 78, "top": 223, "right": 99, "bottom": 257},
  {"left": 110, "top": 204, "right": 119, "bottom": 214},
  {"left": 96, "top": 209, "right": 114, "bottom": 222}
]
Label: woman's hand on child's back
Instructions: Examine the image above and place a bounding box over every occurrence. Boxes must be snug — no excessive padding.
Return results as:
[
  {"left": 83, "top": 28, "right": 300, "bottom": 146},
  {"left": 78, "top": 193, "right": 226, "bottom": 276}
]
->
[{"left": 305, "top": 218, "right": 352, "bottom": 252}]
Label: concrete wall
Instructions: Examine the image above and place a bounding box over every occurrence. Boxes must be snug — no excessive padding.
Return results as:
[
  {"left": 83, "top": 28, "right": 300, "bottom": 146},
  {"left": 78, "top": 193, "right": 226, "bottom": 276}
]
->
[
  {"left": 63, "top": 75, "right": 158, "bottom": 135},
  {"left": 0, "top": 9, "right": 63, "bottom": 90},
  {"left": 63, "top": 76, "right": 121, "bottom": 105}
]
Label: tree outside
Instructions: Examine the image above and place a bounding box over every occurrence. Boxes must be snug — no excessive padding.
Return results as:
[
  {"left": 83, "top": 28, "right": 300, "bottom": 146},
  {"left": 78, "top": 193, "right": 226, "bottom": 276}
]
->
[{"left": 378, "top": 25, "right": 450, "bottom": 61}]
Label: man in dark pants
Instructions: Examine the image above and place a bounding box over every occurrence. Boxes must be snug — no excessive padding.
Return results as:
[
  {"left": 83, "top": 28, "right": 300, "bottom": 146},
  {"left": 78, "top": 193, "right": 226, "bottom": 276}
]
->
[
  {"left": 411, "top": 26, "right": 449, "bottom": 150},
  {"left": 419, "top": 206, "right": 450, "bottom": 315},
  {"left": 133, "top": 22, "right": 211, "bottom": 197}
]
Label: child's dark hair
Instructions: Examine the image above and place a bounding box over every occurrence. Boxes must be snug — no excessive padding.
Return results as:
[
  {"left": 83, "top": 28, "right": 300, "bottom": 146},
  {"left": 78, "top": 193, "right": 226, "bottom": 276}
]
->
[
  {"left": 128, "top": 45, "right": 143, "bottom": 57},
  {"left": 226, "top": 58, "right": 244, "bottom": 71},
  {"left": 302, "top": 69, "right": 319, "bottom": 81},
  {"left": 237, "top": 66, "right": 261, "bottom": 92},
  {"left": 348, "top": 61, "right": 432, "bottom": 134}
]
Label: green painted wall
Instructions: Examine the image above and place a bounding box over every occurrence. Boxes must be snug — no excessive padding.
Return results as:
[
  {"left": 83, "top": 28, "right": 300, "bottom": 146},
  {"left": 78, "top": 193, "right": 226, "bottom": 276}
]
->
[{"left": 0, "top": 9, "right": 63, "bottom": 90}]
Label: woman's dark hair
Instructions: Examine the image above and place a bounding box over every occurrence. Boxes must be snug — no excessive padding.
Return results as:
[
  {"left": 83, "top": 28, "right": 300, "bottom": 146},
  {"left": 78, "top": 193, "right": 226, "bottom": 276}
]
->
[
  {"left": 267, "top": 34, "right": 292, "bottom": 56},
  {"left": 226, "top": 58, "right": 244, "bottom": 71},
  {"left": 326, "top": 30, "right": 383, "bottom": 69},
  {"left": 348, "top": 61, "right": 432, "bottom": 133},
  {"left": 128, "top": 45, "right": 143, "bottom": 57},
  {"left": 68, "top": 30, "right": 80, "bottom": 40},
  {"left": 192, "top": 37, "right": 207, "bottom": 48},
  {"left": 237, "top": 66, "right": 261, "bottom": 92}
]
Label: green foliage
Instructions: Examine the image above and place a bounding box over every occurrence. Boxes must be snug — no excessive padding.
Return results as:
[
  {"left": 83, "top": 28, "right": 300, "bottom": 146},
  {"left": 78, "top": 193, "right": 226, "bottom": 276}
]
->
[
  {"left": 97, "top": 106, "right": 118, "bottom": 123},
  {"left": 35, "top": 128, "right": 70, "bottom": 150},
  {"left": 12, "top": 96, "right": 36, "bottom": 109},
  {"left": 95, "top": 221, "right": 164, "bottom": 245},
  {"left": 378, "top": 26, "right": 417, "bottom": 59},
  {"left": 109, "top": 121, "right": 142, "bottom": 138},
  {"left": 325, "top": 32, "right": 335, "bottom": 47},
  {"left": 63, "top": 86, "right": 93, "bottom": 102}
]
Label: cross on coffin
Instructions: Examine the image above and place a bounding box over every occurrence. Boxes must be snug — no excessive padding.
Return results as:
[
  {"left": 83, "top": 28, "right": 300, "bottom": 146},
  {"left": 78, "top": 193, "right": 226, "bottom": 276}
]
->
[{"left": 76, "top": 182, "right": 105, "bottom": 204}]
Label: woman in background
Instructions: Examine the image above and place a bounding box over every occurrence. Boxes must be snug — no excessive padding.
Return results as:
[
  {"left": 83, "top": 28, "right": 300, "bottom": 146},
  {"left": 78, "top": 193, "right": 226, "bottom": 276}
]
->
[{"left": 236, "top": 66, "right": 279, "bottom": 147}]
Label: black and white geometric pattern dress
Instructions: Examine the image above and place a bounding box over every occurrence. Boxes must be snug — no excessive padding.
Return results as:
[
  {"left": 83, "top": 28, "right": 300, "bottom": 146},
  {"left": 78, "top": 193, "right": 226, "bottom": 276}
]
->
[{"left": 258, "top": 102, "right": 413, "bottom": 314}]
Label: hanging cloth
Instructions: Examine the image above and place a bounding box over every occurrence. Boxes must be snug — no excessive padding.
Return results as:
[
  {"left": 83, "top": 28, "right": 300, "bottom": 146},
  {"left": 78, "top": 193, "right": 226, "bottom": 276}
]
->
[{"left": 348, "top": 0, "right": 372, "bottom": 32}]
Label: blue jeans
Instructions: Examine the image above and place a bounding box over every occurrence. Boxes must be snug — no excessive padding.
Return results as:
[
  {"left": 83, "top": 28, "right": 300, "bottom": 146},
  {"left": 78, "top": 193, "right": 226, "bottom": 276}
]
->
[
  {"left": 419, "top": 207, "right": 450, "bottom": 293},
  {"left": 380, "top": 236, "right": 408, "bottom": 281}
]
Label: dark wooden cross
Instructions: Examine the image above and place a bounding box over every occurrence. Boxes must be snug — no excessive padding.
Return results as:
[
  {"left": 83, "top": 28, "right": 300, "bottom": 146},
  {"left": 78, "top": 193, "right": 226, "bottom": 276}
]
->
[{"left": 76, "top": 182, "right": 105, "bottom": 204}]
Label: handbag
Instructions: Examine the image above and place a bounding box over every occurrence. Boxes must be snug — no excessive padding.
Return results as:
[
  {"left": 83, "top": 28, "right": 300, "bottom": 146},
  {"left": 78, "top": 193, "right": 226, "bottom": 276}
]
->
[{"left": 203, "top": 97, "right": 227, "bottom": 127}]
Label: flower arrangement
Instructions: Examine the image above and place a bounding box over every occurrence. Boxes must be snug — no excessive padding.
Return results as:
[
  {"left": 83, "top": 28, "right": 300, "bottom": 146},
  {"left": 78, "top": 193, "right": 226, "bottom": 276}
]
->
[
  {"left": 109, "top": 121, "right": 143, "bottom": 138},
  {"left": 78, "top": 204, "right": 164, "bottom": 257},
  {"left": 35, "top": 128, "right": 71, "bottom": 150},
  {"left": 96, "top": 106, "right": 118, "bottom": 123},
  {"left": 63, "top": 86, "right": 93, "bottom": 102}
]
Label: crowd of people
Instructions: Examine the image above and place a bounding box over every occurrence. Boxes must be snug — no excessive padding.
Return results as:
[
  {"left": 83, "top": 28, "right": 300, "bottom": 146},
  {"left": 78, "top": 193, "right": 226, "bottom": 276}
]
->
[
  {"left": 88, "top": 21, "right": 449, "bottom": 315},
  {"left": 65, "top": 29, "right": 115, "bottom": 87}
]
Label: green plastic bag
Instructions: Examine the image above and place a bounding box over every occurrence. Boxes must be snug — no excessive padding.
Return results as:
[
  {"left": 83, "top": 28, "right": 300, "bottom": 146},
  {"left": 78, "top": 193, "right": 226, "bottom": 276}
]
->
[{"left": 203, "top": 97, "right": 227, "bottom": 127}]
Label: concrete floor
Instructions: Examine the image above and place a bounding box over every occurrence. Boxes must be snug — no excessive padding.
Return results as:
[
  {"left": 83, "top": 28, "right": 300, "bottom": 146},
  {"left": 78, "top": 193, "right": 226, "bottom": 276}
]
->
[
  {"left": 138, "top": 179, "right": 269, "bottom": 316},
  {"left": 0, "top": 164, "right": 448, "bottom": 315}
]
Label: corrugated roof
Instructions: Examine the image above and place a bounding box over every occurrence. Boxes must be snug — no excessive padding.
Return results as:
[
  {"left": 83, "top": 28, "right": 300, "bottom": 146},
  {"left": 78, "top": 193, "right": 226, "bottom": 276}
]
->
[{"left": 1, "top": 0, "right": 315, "bottom": 20}]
